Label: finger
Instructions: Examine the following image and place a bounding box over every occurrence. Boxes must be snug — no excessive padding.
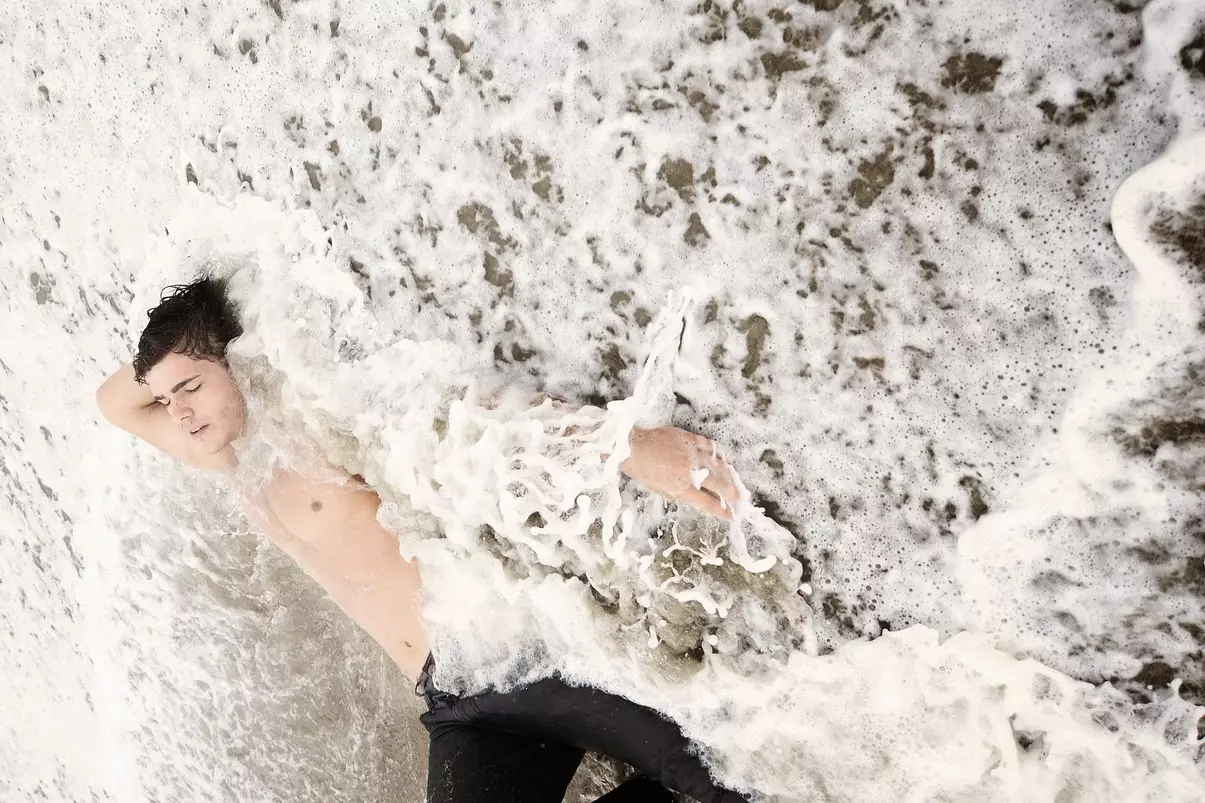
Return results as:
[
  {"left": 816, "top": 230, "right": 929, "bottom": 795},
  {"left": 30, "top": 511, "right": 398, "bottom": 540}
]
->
[
  {"left": 676, "top": 486, "right": 733, "bottom": 521},
  {"left": 691, "top": 433, "right": 719, "bottom": 462},
  {"left": 700, "top": 470, "right": 738, "bottom": 509},
  {"left": 694, "top": 446, "right": 737, "bottom": 500},
  {"left": 697, "top": 449, "right": 736, "bottom": 495}
]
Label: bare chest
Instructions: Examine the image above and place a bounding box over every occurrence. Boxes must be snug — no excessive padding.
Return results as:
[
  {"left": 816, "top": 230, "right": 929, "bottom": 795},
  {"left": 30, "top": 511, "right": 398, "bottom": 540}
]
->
[{"left": 243, "top": 469, "right": 373, "bottom": 550}]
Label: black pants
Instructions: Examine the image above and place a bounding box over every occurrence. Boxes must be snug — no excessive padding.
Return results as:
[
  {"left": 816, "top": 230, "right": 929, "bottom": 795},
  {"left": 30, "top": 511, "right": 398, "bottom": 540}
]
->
[{"left": 416, "top": 655, "right": 749, "bottom": 803}]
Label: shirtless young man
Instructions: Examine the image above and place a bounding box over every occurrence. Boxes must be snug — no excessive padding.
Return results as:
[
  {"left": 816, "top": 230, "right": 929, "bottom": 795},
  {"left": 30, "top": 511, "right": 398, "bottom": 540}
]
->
[{"left": 95, "top": 277, "right": 750, "bottom": 803}]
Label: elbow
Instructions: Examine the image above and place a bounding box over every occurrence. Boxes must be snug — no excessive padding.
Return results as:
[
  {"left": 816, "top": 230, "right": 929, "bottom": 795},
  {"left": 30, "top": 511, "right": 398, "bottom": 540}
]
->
[
  {"left": 94, "top": 387, "right": 113, "bottom": 421},
  {"left": 95, "top": 386, "right": 122, "bottom": 424}
]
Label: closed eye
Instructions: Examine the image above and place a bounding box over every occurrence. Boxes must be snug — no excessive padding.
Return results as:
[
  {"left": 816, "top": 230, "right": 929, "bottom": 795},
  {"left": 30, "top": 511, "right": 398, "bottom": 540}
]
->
[{"left": 159, "top": 385, "right": 200, "bottom": 404}]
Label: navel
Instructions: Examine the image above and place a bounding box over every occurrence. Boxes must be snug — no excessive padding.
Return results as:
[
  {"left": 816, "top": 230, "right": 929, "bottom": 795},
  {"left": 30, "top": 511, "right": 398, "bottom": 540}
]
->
[{"left": 310, "top": 500, "right": 323, "bottom": 512}]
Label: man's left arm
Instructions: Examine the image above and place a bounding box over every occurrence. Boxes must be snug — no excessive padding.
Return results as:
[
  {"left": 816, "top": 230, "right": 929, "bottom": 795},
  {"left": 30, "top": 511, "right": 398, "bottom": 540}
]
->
[
  {"left": 528, "top": 392, "right": 739, "bottom": 520},
  {"left": 614, "top": 425, "right": 739, "bottom": 520}
]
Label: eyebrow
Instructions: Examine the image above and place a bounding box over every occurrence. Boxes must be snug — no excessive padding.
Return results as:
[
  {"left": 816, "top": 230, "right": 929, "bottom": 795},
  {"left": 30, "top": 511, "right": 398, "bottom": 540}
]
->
[{"left": 151, "top": 375, "right": 201, "bottom": 402}]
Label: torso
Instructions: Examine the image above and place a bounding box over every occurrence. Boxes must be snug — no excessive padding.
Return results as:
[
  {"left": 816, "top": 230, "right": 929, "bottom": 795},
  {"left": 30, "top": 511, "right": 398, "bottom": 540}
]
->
[{"left": 237, "top": 463, "right": 430, "bottom": 681}]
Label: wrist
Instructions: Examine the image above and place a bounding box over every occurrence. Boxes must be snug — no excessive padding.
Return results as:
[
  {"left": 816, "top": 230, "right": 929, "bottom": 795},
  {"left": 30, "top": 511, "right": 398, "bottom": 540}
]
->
[{"left": 604, "top": 427, "right": 641, "bottom": 474}]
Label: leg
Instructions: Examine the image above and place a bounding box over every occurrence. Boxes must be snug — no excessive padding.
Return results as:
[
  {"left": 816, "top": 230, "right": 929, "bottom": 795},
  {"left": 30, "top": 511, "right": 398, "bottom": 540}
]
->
[
  {"left": 593, "top": 775, "right": 676, "bottom": 803},
  {"left": 452, "top": 679, "right": 750, "bottom": 803},
  {"left": 423, "top": 715, "right": 584, "bottom": 803},
  {"left": 417, "top": 653, "right": 584, "bottom": 803}
]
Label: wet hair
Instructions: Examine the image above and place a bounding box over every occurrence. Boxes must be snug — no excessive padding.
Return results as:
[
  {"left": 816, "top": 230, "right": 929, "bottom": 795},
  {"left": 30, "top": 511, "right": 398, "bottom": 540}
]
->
[{"left": 132, "top": 276, "right": 244, "bottom": 385}]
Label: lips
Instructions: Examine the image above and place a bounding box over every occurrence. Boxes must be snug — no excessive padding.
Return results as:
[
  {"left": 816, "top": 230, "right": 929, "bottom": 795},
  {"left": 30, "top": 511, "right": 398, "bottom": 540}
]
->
[{"left": 189, "top": 425, "right": 208, "bottom": 437}]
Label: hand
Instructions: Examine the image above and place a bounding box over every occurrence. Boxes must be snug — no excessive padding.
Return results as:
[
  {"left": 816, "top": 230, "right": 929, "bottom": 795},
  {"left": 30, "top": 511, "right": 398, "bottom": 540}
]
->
[{"left": 618, "top": 427, "right": 739, "bottom": 521}]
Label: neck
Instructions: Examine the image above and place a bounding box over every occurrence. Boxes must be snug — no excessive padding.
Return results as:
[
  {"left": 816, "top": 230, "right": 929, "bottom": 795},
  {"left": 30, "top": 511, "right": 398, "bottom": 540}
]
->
[{"left": 208, "top": 441, "right": 240, "bottom": 473}]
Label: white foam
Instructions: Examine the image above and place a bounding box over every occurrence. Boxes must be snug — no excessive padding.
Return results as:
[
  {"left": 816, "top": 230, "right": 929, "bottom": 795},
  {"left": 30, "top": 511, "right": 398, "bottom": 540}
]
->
[{"left": 5, "top": 0, "right": 1205, "bottom": 800}]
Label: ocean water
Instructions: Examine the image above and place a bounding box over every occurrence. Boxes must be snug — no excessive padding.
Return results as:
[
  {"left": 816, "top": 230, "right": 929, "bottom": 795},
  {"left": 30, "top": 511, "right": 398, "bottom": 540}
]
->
[{"left": 2, "top": 0, "right": 1204, "bottom": 801}]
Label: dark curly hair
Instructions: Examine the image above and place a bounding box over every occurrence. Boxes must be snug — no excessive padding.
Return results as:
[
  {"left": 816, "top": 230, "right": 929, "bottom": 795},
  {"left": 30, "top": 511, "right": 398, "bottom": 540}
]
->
[{"left": 132, "top": 276, "right": 244, "bottom": 385}]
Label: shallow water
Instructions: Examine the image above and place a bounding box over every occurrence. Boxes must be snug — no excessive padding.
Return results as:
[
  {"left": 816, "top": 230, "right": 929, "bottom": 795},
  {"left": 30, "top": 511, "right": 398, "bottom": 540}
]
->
[{"left": 2, "top": 0, "right": 1204, "bottom": 800}]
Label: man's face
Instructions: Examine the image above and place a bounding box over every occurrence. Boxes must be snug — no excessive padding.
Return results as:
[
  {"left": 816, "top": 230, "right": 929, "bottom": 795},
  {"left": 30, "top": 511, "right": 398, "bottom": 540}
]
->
[{"left": 145, "top": 351, "right": 246, "bottom": 453}]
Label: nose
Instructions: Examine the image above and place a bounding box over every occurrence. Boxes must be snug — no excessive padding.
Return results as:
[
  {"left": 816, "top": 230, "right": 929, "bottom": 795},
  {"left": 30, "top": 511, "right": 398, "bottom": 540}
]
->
[{"left": 167, "top": 401, "right": 194, "bottom": 425}]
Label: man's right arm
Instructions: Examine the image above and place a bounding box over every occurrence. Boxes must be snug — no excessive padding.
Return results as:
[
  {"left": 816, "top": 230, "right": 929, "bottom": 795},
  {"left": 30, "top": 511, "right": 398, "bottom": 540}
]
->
[{"left": 95, "top": 363, "right": 228, "bottom": 472}]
